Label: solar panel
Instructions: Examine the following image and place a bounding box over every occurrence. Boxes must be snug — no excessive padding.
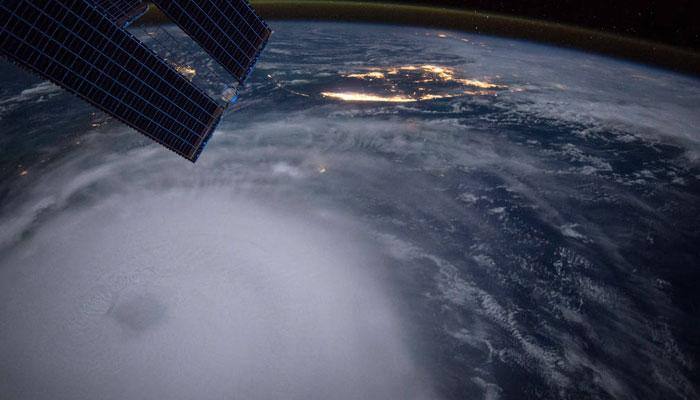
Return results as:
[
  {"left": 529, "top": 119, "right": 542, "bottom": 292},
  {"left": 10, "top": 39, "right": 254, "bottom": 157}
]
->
[
  {"left": 0, "top": 0, "right": 224, "bottom": 162},
  {"left": 90, "top": 0, "right": 148, "bottom": 27},
  {"left": 151, "top": 0, "right": 271, "bottom": 83}
]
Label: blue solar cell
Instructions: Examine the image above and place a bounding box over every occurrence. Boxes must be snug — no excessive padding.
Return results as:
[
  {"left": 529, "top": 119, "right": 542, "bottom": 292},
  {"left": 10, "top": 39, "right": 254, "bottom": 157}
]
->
[
  {"left": 0, "top": 0, "right": 225, "bottom": 161},
  {"left": 151, "top": 0, "right": 271, "bottom": 83},
  {"left": 90, "top": 0, "right": 148, "bottom": 27}
]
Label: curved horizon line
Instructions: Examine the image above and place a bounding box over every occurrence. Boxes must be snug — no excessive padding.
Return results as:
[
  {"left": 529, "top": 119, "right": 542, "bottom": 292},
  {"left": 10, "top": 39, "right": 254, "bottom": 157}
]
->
[{"left": 138, "top": 0, "right": 700, "bottom": 76}]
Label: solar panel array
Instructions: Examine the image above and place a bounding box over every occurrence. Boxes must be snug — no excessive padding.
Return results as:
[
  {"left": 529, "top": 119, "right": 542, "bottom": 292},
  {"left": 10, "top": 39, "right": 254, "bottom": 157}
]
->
[
  {"left": 0, "top": 0, "right": 224, "bottom": 161},
  {"left": 90, "top": 0, "right": 148, "bottom": 27},
  {"left": 151, "top": 0, "right": 271, "bottom": 83}
]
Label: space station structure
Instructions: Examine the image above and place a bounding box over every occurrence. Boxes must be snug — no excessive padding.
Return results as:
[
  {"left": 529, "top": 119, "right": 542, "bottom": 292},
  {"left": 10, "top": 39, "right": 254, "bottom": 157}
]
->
[{"left": 0, "top": 0, "right": 271, "bottom": 162}]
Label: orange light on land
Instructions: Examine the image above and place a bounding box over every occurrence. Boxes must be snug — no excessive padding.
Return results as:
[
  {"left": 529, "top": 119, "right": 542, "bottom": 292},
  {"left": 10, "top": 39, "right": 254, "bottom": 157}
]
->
[
  {"left": 455, "top": 78, "right": 506, "bottom": 89},
  {"left": 321, "top": 92, "right": 416, "bottom": 102},
  {"left": 174, "top": 64, "right": 197, "bottom": 80},
  {"left": 418, "top": 93, "right": 448, "bottom": 100},
  {"left": 346, "top": 71, "right": 386, "bottom": 79},
  {"left": 325, "top": 64, "right": 510, "bottom": 103}
]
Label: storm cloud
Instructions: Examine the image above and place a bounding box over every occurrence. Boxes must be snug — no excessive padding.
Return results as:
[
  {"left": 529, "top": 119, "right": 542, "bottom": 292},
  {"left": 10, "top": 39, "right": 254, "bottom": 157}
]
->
[{"left": 0, "top": 141, "right": 434, "bottom": 399}]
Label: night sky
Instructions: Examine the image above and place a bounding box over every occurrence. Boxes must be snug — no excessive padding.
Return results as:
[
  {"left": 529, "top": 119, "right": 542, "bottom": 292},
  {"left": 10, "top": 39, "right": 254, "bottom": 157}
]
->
[{"left": 392, "top": 0, "right": 700, "bottom": 51}]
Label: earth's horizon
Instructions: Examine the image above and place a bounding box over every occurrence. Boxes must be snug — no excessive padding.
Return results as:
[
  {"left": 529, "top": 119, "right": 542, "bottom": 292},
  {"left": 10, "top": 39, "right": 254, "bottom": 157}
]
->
[{"left": 137, "top": 1, "right": 700, "bottom": 76}]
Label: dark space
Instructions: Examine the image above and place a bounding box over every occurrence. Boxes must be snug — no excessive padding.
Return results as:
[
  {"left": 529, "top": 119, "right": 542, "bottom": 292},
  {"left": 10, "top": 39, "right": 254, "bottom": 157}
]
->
[{"left": 388, "top": 0, "right": 700, "bottom": 50}]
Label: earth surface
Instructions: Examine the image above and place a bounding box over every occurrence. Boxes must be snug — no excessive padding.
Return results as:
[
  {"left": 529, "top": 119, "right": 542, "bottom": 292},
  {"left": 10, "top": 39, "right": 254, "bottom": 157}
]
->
[{"left": 1, "top": 22, "right": 699, "bottom": 400}]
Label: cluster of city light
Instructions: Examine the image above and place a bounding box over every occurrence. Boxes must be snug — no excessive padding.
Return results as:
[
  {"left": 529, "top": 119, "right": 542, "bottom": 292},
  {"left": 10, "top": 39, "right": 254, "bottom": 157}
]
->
[
  {"left": 396, "top": 64, "right": 505, "bottom": 89},
  {"left": 174, "top": 64, "right": 197, "bottom": 81},
  {"left": 346, "top": 71, "right": 386, "bottom": 79},
  {"left": 321, "top": 92, "right": 416, "bottom": 102},
  {"left": 324, "top": 64, "right": 507, "bottom": 103}
]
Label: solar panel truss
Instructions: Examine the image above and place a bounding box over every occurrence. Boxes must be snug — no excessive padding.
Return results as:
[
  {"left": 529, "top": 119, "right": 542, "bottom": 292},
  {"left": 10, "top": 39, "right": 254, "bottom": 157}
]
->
[
  {"left": 90, "top": 0, "right": 148, "bottom": 27},
  {"left": 0, "top": 0, "right": 225, "bottom": 161},
  {"left": 151, "top": 0, "right": 271, "bottom": 84}
]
